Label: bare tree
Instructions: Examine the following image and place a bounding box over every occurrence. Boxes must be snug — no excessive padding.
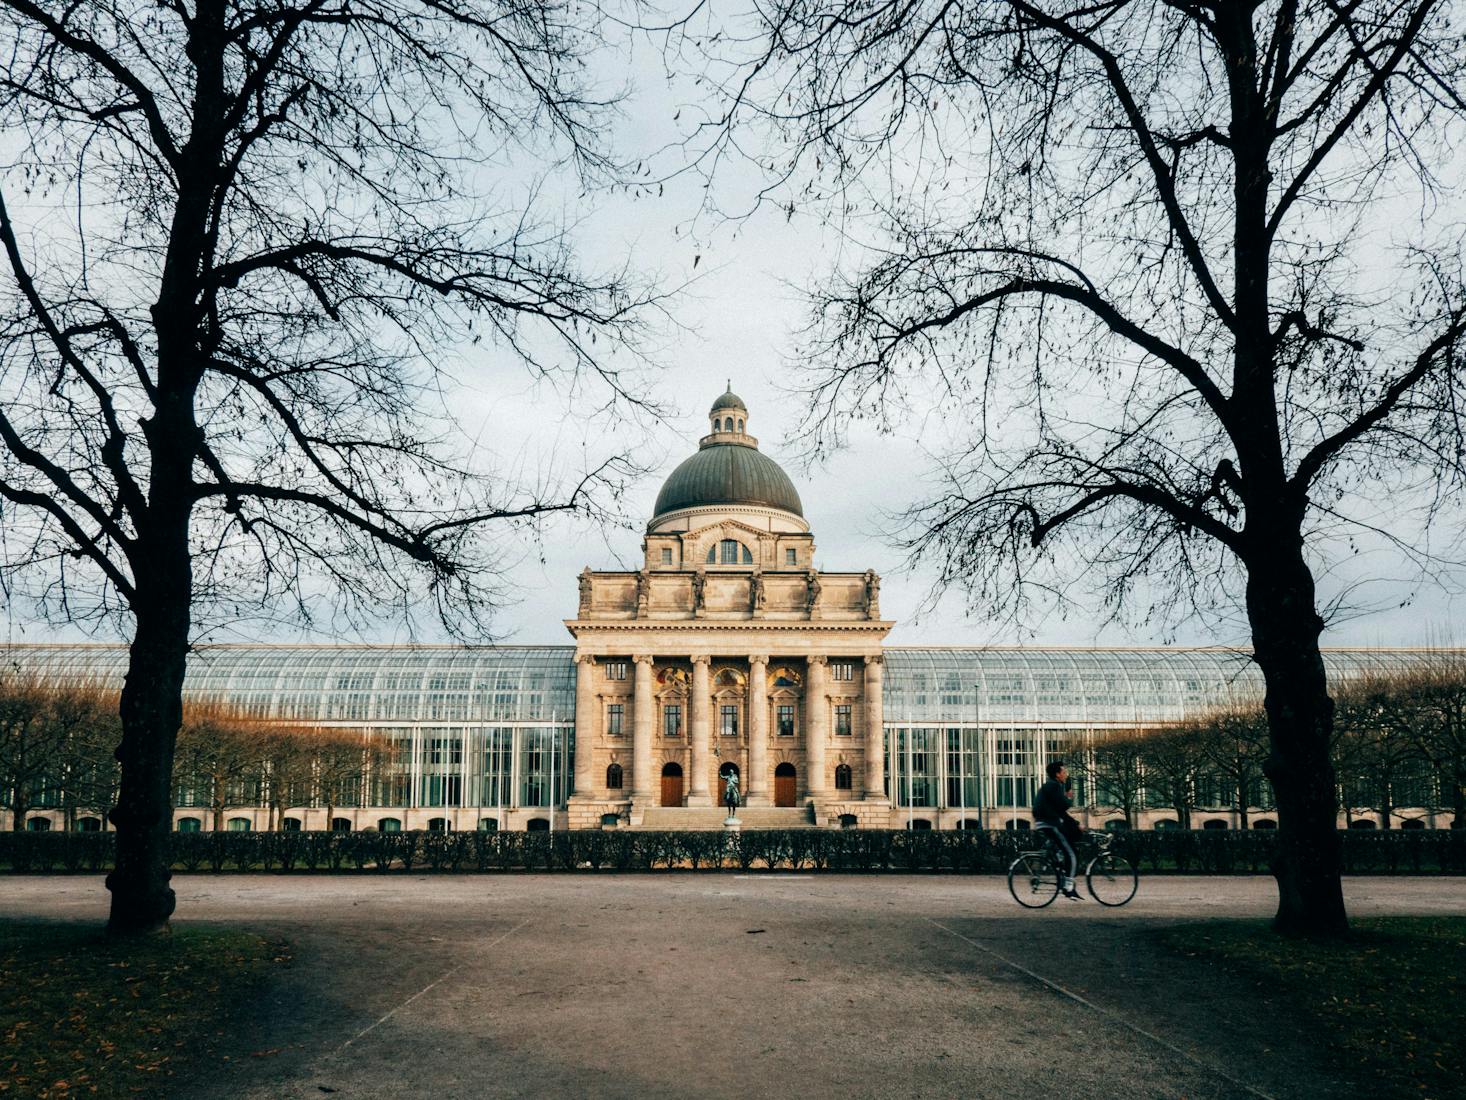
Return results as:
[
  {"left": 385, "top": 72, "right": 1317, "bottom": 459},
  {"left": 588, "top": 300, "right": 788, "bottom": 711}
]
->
[
  {"left": 700, "top": 0, "right": 1466, "bottom": 933},
  {"left": 0, "top": 0, "right": 661, "bottom": 932},
  {"left": 1141, "top": 727, "right": 1205, "bottom": 829},
  {"left": 1082, "top": 730, "right": 1146, "bottom": 829},
  {"left": 1194, "top": 706, "right": 1272, "bottom": 830},
  {"left": 1372, "top": 653, "right": 1466, "bottom": 828},
  {"left": 173, "top": 700, "right": 268, "bottom": 832},
  {"left": 0, "top": 673, "right": 59, "bottom": 829}
]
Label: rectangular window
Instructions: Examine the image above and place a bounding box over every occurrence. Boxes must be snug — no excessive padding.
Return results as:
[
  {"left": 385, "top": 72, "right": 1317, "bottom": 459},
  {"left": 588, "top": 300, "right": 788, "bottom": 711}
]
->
[
  {"left": 607, "top": 704, "right": 624, "bottom": 736},
  {"left": 664, "top": 704, "right": 682, "bottom": 738},
  {"left": 831, "top": 662, "right": 854, "bottom": 682},
  {"left": 777, "top": 705, "right": 795, "bottom": 737},
  {"left": 661, "top": 548, "right": 672, "bottom": 564},
  {"left": 606, "top": 661, "right": 628, "bottom": 681},
  {"left": 720, "top": 704, "right": 739, "bottom": 737},
  {"left": 785, "top": 548, "right": 797, "bottom": 565},
  {"left": 835, "top": 704, "right": 852, "bottom": 736}
]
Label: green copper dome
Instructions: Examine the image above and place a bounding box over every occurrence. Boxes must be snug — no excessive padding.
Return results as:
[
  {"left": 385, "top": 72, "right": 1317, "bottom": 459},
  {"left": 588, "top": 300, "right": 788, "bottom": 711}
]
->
[
  {"left": 653, "top": 441, "right": 804, "bottom": 519},
  {"left": 710, "top": 387, "right": 746, "bottom": 413}
]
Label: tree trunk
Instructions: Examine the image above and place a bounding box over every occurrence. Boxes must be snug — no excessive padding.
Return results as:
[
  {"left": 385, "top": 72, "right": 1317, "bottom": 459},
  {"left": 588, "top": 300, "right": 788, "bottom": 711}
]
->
[
  {"left": 107, "top": 606, "right": 189, "bottom": 934},
  {"left": 1247, "top": 551, "right": 1348, "bottom": 936}
]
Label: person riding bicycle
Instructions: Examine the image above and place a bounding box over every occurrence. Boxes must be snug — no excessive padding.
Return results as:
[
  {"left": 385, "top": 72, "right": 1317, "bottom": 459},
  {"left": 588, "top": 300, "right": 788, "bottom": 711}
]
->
[{"left": 1033, "top": 760, "right": 1085, "bottom": 899}]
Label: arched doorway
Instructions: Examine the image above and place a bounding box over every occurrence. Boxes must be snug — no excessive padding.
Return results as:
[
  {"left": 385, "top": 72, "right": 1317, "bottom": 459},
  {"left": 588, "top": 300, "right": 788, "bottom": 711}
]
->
[
  {"left": 718, "top": 762, "right": 741, "bottom": 809},
  {"left": 661, "top": 761, "right": 684, "bottom": 807},
  {"left": 774, "top": 762, "right": 797, "bottom": 807}
]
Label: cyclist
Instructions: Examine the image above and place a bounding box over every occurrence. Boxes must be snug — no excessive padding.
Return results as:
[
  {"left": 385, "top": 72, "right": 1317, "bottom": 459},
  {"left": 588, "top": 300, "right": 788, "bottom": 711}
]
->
[{"left": 1033, "top": 760, "right": 1084, "bottom": 899}]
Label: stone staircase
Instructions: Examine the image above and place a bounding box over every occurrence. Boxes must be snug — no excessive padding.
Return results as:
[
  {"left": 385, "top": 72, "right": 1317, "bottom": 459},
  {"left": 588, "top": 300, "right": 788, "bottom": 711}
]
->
[{"left": 634, "top": 805, "right": 819, "bottom": 831}]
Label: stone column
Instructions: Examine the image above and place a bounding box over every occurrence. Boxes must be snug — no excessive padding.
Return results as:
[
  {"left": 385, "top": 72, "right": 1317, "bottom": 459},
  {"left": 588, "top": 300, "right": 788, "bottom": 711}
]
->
[
  {"left": 805, "top": 656, "right": 828, "bottom": 798},
  {"left": 632, "top": 655, "right": 655, "bottom": 802},
  {"left": 747, "top": 654, "right": 770, "bottom": 805},
  {"left": 573, "top": 654, "right": 595, "bottom": 797},
  {"left": 688, "top": 655, "right": 712, "bottom": 806},
  {"left": 863, "top": 655, "right": 887, "bottom": 800}
]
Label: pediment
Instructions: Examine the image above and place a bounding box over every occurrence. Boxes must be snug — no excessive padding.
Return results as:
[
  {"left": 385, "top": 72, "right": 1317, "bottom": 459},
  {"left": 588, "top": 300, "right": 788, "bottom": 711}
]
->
[{"left": 685, "top": 518, "right": 768, "bottom": 542}]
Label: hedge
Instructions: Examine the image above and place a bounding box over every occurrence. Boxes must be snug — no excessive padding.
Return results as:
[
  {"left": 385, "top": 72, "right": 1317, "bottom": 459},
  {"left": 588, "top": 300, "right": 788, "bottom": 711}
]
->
[{"left": 1, "top": 827, "right": 1464, "bottom": 875}]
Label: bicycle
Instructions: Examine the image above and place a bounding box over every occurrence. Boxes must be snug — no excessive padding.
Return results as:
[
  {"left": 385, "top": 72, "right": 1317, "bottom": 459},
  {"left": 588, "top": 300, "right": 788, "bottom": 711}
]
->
[{"left": 1007, "top": 830, "right": 1138, "bottom": 908}]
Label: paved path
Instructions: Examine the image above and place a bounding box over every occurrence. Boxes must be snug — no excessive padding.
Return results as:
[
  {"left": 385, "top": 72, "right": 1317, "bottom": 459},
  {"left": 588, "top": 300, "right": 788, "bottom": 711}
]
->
[{"left": 5, "top": 876, "right": 1462, "bottom": 1100}]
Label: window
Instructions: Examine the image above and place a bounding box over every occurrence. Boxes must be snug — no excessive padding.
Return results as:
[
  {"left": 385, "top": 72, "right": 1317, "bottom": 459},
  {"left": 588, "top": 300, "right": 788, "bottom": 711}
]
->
[
  {"left": 663, "top": 704, "right": 681, "bottom": 738},
  {"left": 378, "top": 817, "right": 402, "bottom": 832},
  {"left": 427, "top": 817, "right": 450, "bottom": 832},
  {"left": 737, "top": 418, "right": 744, "bottom": 431},
  {"left": 834, "top": 764, "right": 852, "bottom": 790},
  {"left": 776, "top": 705, "right": 795, "bottom": 736},
  {"left": 228, "top": 816, "right": 252, "bottom": 832},
  {"left": 709, "top": 539, "right": 752, "bottom": 564},
  {"left": 907, "top": 818, "right": 933, "bottom": 831},
  {"left": 839, "top": 813, "right": 858, "bottom": 828},
  {"left": 606, "top": 661, "right": 628, "bottom": 681},
  {"left": 526, "top": 817, "right": 550, "bottom": 832},
  {"left": 835, "top": 704, "right": 852, "bottom": 736},
  {"left": 606, "top": 763, "right": 624, "bottom": 789},
  {"left": 661, "top": 548, "right": 673, "bottom": 565},
  {"left": 76, "top": 817, "right": 102, "bottom": 832},
  {"left": 831, "top": 662, "right": 854, "bottom": 682},
  {"left": 331, "top": 817, "right": 352, "bottom": 832},
  {"left": 478, "top": 817, "right": 499, "bottom": 832},
  {"left": 608, "top": 703, "right": 624, "bottom": 736},
  {"left": 25, "top": 817, "right": 51, "bottom": 831},
  {"left": 282, "top": 817, "right": 303, "bottom": 832},
  {"left": 720, "top": 704, "right": 739, "bottom": 737},
  {"left": 714, "top": 417, "right": 722, "bottom": 431},
  {"left": 601, "top": 813, "right": 621, "bottom": 827},
  {"left": 176, "top": 817, "right": 201, "bottom": 833},
  {"left": 785, "top": 548, "right": 797, "bottom": 565}
]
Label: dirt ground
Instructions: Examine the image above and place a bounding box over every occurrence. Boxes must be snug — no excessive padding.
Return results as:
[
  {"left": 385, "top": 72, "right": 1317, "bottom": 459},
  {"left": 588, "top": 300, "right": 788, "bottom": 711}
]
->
[{"left": 4, "top": 874, "right": 1461, "bottom": 1100}]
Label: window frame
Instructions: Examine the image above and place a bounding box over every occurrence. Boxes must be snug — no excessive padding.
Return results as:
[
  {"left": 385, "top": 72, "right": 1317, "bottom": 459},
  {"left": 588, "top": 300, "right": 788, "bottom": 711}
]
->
[
  {"left": 834, "top": 703, "right": 853, "bottom": 736},
  {"left": 607, "top": 703, "right": 624, "bottom": 736}
]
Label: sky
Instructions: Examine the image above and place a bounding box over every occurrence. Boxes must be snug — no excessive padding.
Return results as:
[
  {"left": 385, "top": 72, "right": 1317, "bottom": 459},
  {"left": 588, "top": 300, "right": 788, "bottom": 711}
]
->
[{"left": 4, "top": 11, "right": 1463, "bottom": 653}]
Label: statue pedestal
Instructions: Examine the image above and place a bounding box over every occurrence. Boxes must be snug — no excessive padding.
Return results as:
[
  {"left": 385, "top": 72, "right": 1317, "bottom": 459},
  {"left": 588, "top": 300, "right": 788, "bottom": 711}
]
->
[{"left": 723, "top": 815, "right": 741, "bottom": 829}]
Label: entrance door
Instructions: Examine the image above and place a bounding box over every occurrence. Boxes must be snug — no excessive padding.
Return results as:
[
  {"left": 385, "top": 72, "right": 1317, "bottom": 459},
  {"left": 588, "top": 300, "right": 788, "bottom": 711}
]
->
[
  {"left": 774, "top": 762, "right": 797, "bottom": 807},
  {"left": 660, "top": 762, "right": 684, "bottom": 807}
]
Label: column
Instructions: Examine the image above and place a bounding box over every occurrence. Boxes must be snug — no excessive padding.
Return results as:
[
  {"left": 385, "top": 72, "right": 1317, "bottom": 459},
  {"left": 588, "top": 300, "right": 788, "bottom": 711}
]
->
[
  {"left": 632, "top": 655, "right": 655, "bottom": 802},
  {"left": 805, "top": 656, "right": 828, "bottom": 798},
  {"left": 572, "top": 654, "right": 595, "bottom": 797},
  {"left": 688, "top": 655, "right": 712, "bottom": 805},
  {"left": 747, "top": 654, "right": 770, "bottom": 805},
  {"left": 863, "top": 655, "right": 886, "bottom": 800}
]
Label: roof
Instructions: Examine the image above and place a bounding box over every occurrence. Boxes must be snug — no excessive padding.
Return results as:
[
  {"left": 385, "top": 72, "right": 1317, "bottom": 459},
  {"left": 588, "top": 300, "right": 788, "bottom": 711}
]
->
[
  {"left": 652, "top": 440, "right": 804, "bottom": 519},
  {"left": 710, "top": 387, "right": 747, "bottom": 413}
]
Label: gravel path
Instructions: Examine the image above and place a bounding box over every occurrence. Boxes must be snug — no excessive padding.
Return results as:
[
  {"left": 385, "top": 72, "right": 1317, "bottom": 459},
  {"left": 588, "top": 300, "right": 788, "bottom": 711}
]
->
[{"left": 4, "top": 875, "right": 1460, "bottom": 1100}]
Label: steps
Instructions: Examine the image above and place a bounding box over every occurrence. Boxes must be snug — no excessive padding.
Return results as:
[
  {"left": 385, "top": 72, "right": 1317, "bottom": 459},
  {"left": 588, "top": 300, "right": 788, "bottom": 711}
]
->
[{"left": 634, "top": 805, "right": 818, "bottom": 831}]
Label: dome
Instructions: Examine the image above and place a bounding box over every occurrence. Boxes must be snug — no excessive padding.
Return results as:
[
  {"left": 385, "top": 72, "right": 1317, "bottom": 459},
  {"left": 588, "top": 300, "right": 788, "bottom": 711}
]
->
[
  {"left": 653, "top": 442, "right": 804, "bottom": 519},
  {"left": 710, "top": 387, "right": 746, "bottom": 414}
]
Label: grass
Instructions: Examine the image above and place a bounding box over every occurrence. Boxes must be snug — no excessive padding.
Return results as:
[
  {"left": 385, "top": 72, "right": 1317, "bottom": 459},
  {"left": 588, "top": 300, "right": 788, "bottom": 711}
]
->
[
  {"left": 1161, "top": 916, "right": 1466, "bottom": 1100},
  {"left": 0, "top": 921, "right": 287, "bottom": 1100}
]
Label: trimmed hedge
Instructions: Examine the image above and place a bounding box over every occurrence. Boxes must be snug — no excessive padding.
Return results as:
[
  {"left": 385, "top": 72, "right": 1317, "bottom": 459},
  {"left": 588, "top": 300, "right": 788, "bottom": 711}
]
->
[{"left": 1, "top": 827, "right": 1464, "bottom": 874}]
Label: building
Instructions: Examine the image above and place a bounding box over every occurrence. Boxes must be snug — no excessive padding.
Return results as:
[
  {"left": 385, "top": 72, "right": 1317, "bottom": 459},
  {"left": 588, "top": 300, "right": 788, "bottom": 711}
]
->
[{"left": 1, "top": 389, "right": 1455, "bottom": 831}]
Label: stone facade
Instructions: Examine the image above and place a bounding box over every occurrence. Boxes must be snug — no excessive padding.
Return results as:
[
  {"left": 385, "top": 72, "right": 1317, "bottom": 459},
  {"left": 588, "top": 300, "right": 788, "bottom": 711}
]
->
[{"left": 565, "top": 389, "right": 893, "bottom": 829}]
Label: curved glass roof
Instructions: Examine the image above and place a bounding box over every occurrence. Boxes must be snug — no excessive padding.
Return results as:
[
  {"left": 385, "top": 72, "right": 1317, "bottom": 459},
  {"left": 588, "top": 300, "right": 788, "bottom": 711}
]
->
[
  {"left": 2, "top": 645, "right": 575, "bottom": 723},
  {"left": 883, "top": 648, "right": 1438, "bottom": 724},
  {"left": 1, "top": 644, "right": 1447, "bottom": 727}
]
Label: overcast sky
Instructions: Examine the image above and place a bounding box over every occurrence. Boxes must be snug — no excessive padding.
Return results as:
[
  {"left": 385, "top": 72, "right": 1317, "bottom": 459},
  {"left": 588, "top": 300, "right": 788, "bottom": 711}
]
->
[{"left": 4, "top": 18, "right": 1461, "bottom": 653}]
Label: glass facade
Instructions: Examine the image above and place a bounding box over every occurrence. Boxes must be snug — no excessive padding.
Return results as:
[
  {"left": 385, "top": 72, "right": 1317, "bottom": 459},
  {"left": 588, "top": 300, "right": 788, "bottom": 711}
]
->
[{"left": 2, "top": 643, "right": 1449, "bottom": 823}]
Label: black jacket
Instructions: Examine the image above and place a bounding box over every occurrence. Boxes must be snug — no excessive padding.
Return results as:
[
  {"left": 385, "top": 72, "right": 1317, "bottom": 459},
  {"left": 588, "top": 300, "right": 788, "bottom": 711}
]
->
[{"left": 1032, "top": 778, "right": 1073, "bottom": 825}]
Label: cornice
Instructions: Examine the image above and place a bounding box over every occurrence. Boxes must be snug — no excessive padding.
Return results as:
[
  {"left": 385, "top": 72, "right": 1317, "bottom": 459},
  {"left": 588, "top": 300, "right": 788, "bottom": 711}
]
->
[{"left": 565, "top": 619, "right": 894, "bottom": 634}]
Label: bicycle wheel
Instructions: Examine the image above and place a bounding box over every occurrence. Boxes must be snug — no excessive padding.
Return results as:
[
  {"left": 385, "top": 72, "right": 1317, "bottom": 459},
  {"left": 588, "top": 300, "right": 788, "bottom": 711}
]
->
[
  {"left": 1085, "top": 853, "right": 1138, "bottom": 906},
  {"left": 1008, "top": 853, "right": 1061, "bottom": 908}
]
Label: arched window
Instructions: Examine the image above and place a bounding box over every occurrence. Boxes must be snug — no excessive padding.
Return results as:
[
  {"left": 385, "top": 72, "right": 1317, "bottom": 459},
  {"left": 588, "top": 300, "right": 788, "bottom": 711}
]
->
[
  {"left": 955, "top": 818, "right": 983, "bottom": 830},
  {"left": 606, "top": 762, "right": 624, "bottom": 790},
  {"left": 710, "top": 539, "right": 751, "bottom": 565},
  {"left": 1202, "top": 819, "right": 1229, "bottom": 830},
  {"left": 331, "top": 817, "right": 353, "bottom": 832},
  {"left": 839, "top": 813, "right": 859, "bottom": 829},
  {"left": 1004, "top": 818, "right": 1030, "bottom": 831},
  {"left": 527, "top": 817, "right": 550, "bottom": 831},
  {"left": 227, "top": 816, "right": 253, "bottom": 831},
  {"left": 907, "top": 818, "right": 933, "bottom": 831},
  {"left": 714, "top": 417, "right": 722, "bottom": 431},
  {"left": 26, "top": 817, "right": 51, "bottom": 831},
  {"left": 427, "top": 817, "right": 449, "bottom": 832},
  {"left": 834, "top": 764, "right": 852, "bottom": 790},
  {"left": 737, "top": 418, "right": 744, "bottom": 432},
  {"left": 176, "top": 817, "right": 201, "bottom": 833},
  {"left": 1347, "top": 818, "right": 1376, "bottom": 830},
  {"left": 478, "top": 817, "right": 499, "bottom": 832},
  {"left": 1252, "top": 818, "right": 1278, "bottom": 830},
  {"left": 1400, "top": 818, "right": 1425, "bottom": 830},
  {"left": 76, "top": 816, "right": 102, "bottom": 832},
  {"left": 1153, "top": 818, "right": 1180, "bottom": 830},
  {"left": 378, "top": 817, "right": 402, "bottom": 832},
  {"left": 1105, "top": 819, "right": 1131, "bottom": 831},
  {"left": 601, "top": 812, "right": 621, "bottom": 827},
  {"left": 282, "top": 817, "right": 303, "bottom": 832}
]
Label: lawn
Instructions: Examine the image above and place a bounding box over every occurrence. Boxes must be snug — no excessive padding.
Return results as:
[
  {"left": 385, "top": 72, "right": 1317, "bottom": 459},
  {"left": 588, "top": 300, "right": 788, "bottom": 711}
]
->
[
  {"left": 0, "top": 921, "right": 286, "bottom": 1100},
  {"left": 1161, "top": 916, "right": 1466, "bottom": 1100}
]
